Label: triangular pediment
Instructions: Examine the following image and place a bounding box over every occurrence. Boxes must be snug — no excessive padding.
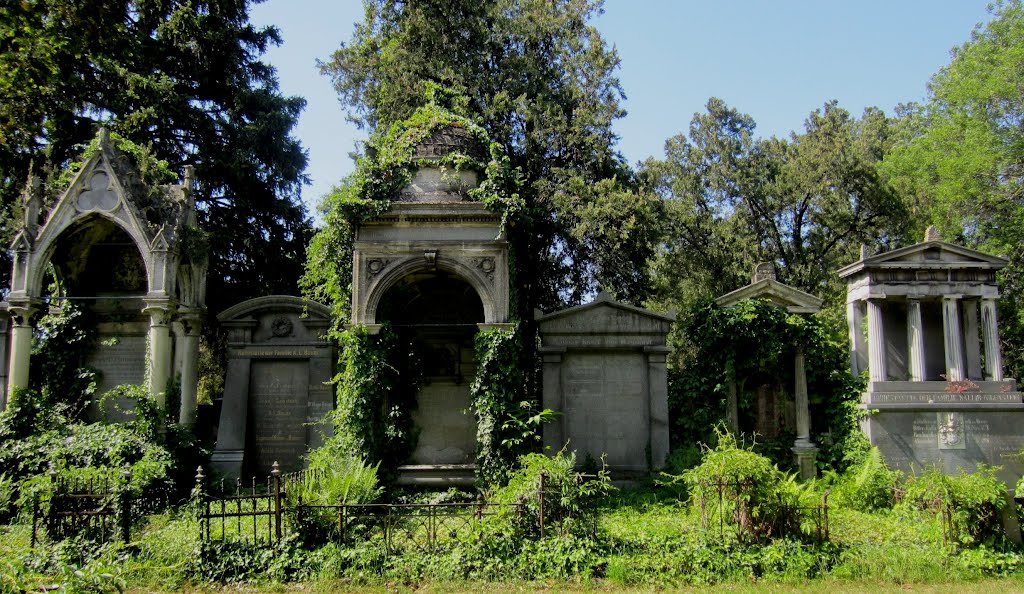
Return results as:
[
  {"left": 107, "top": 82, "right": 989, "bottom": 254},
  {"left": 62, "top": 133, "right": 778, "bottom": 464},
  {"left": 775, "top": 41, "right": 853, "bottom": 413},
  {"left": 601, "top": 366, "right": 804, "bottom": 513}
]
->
[
  {"left": 839, "top": 240, "right": 1007, "bottom": 279},
  {"left": 536, "top": 292, "right": 675, "bottom": 336},
  {"left": 715, "top": 279, "right": 822, "bottom": 314}
]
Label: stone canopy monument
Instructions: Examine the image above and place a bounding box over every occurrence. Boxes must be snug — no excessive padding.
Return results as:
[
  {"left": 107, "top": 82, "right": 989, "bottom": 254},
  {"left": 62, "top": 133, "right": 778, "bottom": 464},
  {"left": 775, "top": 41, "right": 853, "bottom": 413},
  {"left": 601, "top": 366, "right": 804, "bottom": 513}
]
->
[
  {"left": 839, "top": 227, "right": 1024, "bottom": 485},
  {"left": 714, "top": 263, "right": 824, "bottom": 478},
  {"left": 3, "top": 129, "right": 207, "bottom": 423},
  {"left": 537, "top": 292, "right": 674, "bottom": 477}
]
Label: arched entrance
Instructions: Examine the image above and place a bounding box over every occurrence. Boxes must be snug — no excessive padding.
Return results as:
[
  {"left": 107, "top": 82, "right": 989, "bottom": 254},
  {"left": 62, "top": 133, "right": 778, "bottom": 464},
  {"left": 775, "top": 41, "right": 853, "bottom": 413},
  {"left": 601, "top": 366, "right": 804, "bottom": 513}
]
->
[{"left": 378, "top": 273, "right": 484, "bottom": 467}]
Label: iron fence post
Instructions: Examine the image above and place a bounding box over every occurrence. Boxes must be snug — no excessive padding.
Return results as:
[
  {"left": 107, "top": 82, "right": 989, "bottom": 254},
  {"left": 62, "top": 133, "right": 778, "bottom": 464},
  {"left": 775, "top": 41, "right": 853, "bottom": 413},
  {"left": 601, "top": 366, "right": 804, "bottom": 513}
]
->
[
  {"left": 119, "top": 468, "right": 132, "bottom": 545},
  {"left": 538, "top": 471, "right": 546, "bottom": 539},
  {"left": 193, "top": 466, "right": 206, "bottom": 541},
  {"left": 272, "top": 461, "right": 282, "bottom": 543}
]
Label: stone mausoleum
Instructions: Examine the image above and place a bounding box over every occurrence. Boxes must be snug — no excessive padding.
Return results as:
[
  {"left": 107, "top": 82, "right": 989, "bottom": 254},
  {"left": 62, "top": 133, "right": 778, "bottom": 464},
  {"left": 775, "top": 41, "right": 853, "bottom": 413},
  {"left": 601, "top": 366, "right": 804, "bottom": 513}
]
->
[
  {"left": 840, "top": 227, "right": 1024, "bottom": 485},
  {"left": 2, "top": 129, "right": 207, "bottom": 424}
]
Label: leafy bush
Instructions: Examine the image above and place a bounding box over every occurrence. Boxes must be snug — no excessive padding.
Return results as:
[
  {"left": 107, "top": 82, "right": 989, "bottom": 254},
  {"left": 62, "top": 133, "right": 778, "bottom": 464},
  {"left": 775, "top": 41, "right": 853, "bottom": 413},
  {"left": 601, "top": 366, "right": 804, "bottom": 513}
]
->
[
  {"left": 672, "top": 429, "right": 801, "bottom": 541},
  {"left": 828, "top": 446, "right": 901, "bottom": 511},
  {"left": 489, "top": 450, "right": 613, "bottom": 539},
  {"left": 286, "top": 444, "right": 382, "bottom": 545},
  {"left": 900, "top": 465, "right": 1007, "bottom": 547}
]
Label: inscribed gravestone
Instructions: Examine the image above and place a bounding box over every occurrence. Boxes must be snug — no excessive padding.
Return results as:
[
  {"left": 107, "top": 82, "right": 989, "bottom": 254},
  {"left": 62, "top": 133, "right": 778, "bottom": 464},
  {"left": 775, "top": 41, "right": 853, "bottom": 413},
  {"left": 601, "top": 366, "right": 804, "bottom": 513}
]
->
[
  {"left": 211, "top": 296, "right": 334, "bottom": 478},
  {"left": 538, "top": 293, "right": 673, "bottom": 477}
]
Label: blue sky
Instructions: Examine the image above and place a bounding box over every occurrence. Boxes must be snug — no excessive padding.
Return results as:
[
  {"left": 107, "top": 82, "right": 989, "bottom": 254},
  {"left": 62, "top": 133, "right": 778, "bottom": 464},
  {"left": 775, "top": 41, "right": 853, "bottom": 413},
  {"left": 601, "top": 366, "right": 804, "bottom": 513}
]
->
[{"left": 249, "top": 1, "right": 993, "bottom": 218}]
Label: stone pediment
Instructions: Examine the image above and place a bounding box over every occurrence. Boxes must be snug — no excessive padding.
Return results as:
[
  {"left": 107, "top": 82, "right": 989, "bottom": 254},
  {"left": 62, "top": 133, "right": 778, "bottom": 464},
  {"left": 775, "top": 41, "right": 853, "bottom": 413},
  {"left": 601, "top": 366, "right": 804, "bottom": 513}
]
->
[
  {"left": 838, "top": 240, "right": 1007, "bottom": 279},
  {"left": 537, "top": 293, "right": 674, "bottom": 349},
  {"left": 714, "top": 278, "right": 822, "bottom": 314}
]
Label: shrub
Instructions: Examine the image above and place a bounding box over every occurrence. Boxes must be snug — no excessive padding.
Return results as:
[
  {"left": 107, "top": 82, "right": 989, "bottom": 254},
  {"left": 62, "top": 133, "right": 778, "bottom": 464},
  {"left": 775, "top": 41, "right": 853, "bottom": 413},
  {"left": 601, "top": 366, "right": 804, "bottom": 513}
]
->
[
  {"left": 900, "top": 465, "right": 1007, "bottom": 547},
  {"left": 674, "top": 429, "right": 801, "bottom": 541},
  {"left": 286, "top": 442, "right": 382, "bottom": 545},
  {"left": 489, "top": 450, "right": 613, "bottom": 539},
  {"left": 828, "top": 446, "right": 901, "bottom": 511}
]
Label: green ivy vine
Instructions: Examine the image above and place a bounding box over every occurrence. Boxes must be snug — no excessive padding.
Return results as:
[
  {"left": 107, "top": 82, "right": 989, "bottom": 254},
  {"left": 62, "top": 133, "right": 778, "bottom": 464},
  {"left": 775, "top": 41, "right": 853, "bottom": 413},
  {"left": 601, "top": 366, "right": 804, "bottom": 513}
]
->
[
  {"left": 672, "top": 298, "right": 864, "bottom": 472},
  {"left": 471, "top": 323, "right": 553, "bottom": 485},
  {"left": 325, "top": 324, "right": 423, "bottom": 482},
  {"left": 301, "top": 86, "right": 525, "bottom": 327}
]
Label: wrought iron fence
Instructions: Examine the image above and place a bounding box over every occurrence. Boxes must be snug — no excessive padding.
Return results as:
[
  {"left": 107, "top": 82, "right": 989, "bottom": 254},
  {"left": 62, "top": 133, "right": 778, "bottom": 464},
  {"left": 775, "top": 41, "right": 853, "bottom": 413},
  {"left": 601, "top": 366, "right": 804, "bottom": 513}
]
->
[
  {"left": 31, "top": 470, "right": 133, "bottom": 548},
  {"left": 193, "top": 465, "right": 603, "bottom": 550},
  {"left": 193, "top": 463, "right": 286, "bottom": 544},
  {"left": 694, "top": 477, "right": 829, "bottom": 542}
]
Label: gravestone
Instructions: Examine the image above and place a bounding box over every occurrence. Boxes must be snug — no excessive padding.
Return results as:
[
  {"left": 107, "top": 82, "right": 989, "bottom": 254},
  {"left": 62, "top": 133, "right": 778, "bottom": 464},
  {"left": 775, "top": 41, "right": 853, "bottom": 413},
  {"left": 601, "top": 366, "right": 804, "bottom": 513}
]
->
[
  {"left": 538, "top": 293, "right": 674, "bottom": 476},
  {"left": 86, "top": 320, "right": 149, "bottom": 421},
  {"left": 211, "top": 296, "right": 334, "bottom": 478}
]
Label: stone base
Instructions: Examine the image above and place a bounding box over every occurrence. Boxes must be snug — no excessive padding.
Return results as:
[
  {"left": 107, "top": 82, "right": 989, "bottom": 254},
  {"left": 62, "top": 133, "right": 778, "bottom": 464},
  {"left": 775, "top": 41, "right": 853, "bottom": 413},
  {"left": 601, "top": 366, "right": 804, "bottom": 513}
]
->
[
  {"left": 210, "top": 449, "right": 244, "bottom": 480},
  {"left": 861, "top": 380, "right": 1024, "bottom": 486},
  {"left": 397, "top": 464, "right": 476, "bottom": 486},
  {"left": 792, "top": 443, "right": 818, "bottom": 479}
]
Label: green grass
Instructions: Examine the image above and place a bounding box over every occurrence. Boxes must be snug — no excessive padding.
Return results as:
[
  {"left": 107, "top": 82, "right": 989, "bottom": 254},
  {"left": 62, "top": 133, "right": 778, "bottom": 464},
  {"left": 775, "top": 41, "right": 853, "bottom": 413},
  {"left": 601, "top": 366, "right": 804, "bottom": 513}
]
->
[{"left": 6, "top": 487, "right": 1024, "bottom": 592}]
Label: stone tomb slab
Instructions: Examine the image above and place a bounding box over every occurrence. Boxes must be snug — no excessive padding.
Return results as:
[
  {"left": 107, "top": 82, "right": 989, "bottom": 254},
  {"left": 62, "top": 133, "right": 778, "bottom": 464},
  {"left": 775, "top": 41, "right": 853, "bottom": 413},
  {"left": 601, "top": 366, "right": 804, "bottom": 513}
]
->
[
  {"left": 247, "top": 360, "right": 309, "bottom": 474},
  {"left": 211, "top": 296, "right": 334, "bottom": 479},
  {"left": 86, "top": 328, "right": 148, "bottom": 422}
]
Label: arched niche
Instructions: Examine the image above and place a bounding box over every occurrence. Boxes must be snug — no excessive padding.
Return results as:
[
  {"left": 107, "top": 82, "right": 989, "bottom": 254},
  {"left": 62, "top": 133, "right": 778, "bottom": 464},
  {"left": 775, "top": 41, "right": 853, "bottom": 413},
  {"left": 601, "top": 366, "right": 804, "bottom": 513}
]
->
[
  {"left": 362, "top": 254, "right": 500, "bottom": 326},
  {"left": 377, "top": 272, "right": 484, "bottom": 477},
  {"left": 4, "top": 129, "right": 206, "bottom": 425}
]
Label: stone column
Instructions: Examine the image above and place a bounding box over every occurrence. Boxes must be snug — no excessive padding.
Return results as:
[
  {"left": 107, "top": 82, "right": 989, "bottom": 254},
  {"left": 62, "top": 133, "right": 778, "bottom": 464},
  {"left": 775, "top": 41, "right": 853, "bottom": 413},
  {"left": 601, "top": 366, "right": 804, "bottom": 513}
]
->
[
  {"left": 144, "top": 303, "right": 173, "bottom": 409},
  {"left": 981, "top": 298, "right": 1004, "bottom": 381},
  {"left": 177, "top": 315, "right": 202, "bottom": 426},
  {"left": 645, "top": 347, "right": 671, "bottom": 470},
  {"left": 962, "top": 300, "right": 983, "bottom": 380},
  {"left": 906, "top": 298, "right": 927, "bottom": 382},
  {"left": 6, "top": 303, "right": 36, "bottom": 397},
  {"left": 792, "top": 342, "right": 817, "bottom": 479},
  {"left": 0, "top": 308, "right": 8, "bottom": 410},
  {"left": 726, "top": 372, "right": 740, "bottom": 435},
  {"left": 866, "top": 298, "right": 887, "bottom": 383},
  {"left": 942, "top": 296, "right": 966, "bottom": 382},
  {"left": 846, "top": 300, "right": 866, "bottom": 376}
]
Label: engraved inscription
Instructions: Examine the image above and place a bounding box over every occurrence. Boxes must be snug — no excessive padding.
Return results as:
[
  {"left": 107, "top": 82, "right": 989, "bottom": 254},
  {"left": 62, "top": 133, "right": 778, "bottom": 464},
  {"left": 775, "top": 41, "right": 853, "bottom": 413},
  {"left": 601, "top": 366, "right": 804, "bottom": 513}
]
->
[
  {"left": 248, "top": 361, "right": 308, "bottom": 474},
  {"left": 870, "top": 392, "right": 1022, "bottom": 404}
]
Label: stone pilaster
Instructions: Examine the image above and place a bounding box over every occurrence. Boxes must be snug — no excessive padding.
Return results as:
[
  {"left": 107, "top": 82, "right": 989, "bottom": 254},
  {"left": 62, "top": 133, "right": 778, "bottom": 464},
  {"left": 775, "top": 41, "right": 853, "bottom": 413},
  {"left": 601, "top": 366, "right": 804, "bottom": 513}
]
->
[
  {"left": 942, "top": 296, "right": 966, "bottom": 382},
  {"left": 906, "top": 298, "right": 927, "bottom": 382},
  {"left": 540, "top": 348, "right": 565, "bottom": 455},
  {"left": 981, "top": 298, "right": 1004, "bottom": 381},
  {"left": 726, "top": 372, "right": 740, "bottom": 435},
  {"left": 645, "top": 347, "right": 671, "bottom": 470},
  {"left": 866, "top": 298, "right": 887, "bottom": 383},
  {"left": 177, "top": 314, "right": 202, "bottom": 425}
]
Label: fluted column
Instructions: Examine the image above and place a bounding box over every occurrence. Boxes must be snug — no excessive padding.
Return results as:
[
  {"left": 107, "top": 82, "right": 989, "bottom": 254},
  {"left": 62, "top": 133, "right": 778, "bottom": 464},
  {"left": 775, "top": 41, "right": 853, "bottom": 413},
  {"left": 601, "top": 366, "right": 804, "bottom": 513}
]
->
[
  {"left": 6, "top": 304, "right": 36, "bottom": 398},
  {"left": 942, "top": 296, "right": 966, "bottom": 382},
  {"left": 906, "top": 298, "right": 927, "bottom": 382},
  {"left": 866, "top": 298, "right": 887, "bottom": 383},
  {"left": 962, "top": 300, "right": 982, "bottom": 380},
  {"left": 981, "top": 298, "right": 1004, "bottom": 381},
  {"left": 847, "top": 300, "right": 866, "bottom": 376}
]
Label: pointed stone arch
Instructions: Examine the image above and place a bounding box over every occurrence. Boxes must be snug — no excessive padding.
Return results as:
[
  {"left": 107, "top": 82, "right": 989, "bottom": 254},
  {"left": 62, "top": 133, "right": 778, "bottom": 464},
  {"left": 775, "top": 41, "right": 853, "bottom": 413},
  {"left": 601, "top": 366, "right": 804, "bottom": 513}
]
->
[{"left": 4, "top": 129, "right": 206, "bottom": 424}]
